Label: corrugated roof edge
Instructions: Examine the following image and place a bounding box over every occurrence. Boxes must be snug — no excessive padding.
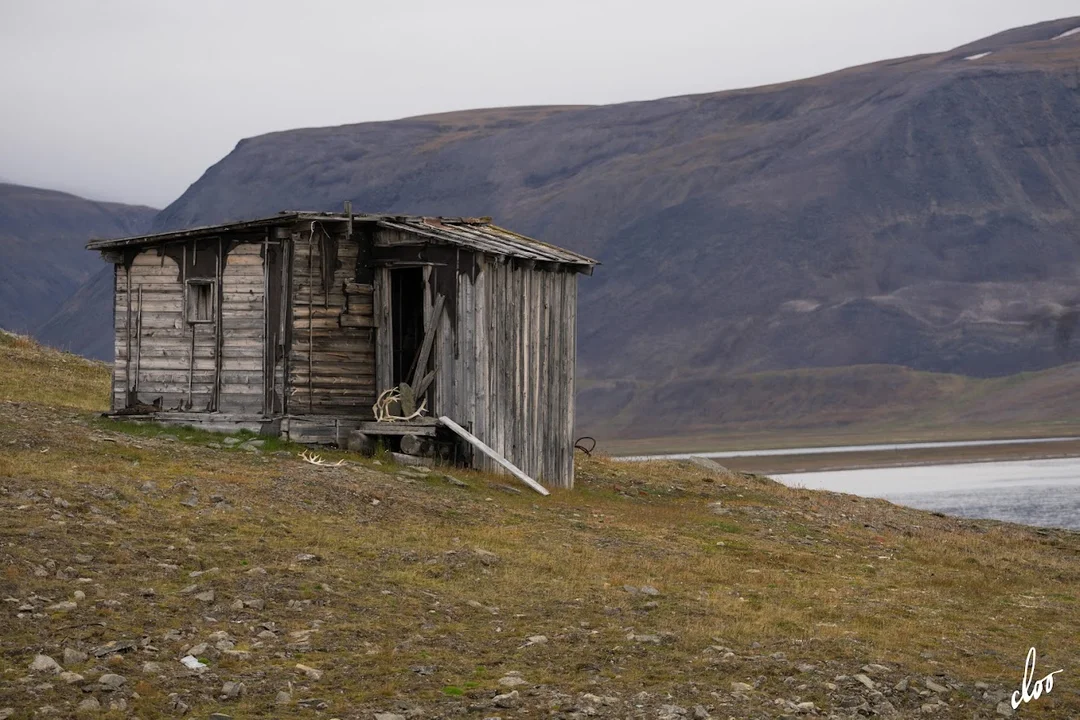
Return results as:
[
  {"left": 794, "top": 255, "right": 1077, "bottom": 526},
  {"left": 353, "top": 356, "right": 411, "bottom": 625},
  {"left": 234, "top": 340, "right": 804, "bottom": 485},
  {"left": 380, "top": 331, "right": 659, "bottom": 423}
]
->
[{"left": 86, "top": 211, "right": 599, "bottom": 268}]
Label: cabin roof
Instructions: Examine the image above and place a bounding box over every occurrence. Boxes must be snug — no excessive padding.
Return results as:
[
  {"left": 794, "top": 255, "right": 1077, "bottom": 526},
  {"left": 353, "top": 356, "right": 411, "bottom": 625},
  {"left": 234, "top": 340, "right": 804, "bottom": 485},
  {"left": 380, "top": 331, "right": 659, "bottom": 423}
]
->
[{"left": 87, "top": 211, "right": 598, "bottom": 270}]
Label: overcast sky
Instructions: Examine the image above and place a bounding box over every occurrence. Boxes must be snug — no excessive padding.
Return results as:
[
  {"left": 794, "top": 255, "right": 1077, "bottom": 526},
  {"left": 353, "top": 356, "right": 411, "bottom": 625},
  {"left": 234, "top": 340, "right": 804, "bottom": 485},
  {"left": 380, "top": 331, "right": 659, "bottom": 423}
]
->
[{"left": 1, "top": 0, "right": 1077, "bottom": 209}]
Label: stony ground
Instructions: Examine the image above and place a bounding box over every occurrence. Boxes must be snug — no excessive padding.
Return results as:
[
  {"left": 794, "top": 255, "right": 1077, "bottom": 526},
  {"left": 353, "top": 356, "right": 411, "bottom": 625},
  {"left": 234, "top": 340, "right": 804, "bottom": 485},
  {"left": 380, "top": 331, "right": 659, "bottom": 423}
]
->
[{"left": 1, "top": 337, "right": 1079, "bottom": 718}]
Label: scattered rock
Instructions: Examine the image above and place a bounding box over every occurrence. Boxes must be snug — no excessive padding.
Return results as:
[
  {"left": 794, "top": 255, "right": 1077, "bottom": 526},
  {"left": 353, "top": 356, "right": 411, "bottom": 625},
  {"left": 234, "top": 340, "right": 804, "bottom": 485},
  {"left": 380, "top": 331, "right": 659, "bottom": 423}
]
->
[
  {"left": 443, "top": 474, "right": 469, "bottom": 488},
  {"left": 522, "top": 635, "right": 548, "bottom": 647},
  {"left": 296, "top": 663, "right": 322, "bottom": 681},
  {"left": 498, "top": 673, "right": 528, "bottom": 688},
  {"left": 996, "top": 701, "right": 1014, "bottom": 717},
  {"left": 297, "top": 698, "right": 328, "bottom": 710},
  {"left": 98, "top": 673, "right": 126, "bottom": 689},
  {"left": 179, "top": 655, "right": 207, "bottom": 672},
  {"left": 221, "top": 680, "right": 246, "bottom": 699},
  {"left": 294, "top": 553, "right": 320, "bottom": 563},
  {"left": 374, "top": 714, "right": 406, "bottom": 720},
  {"left": 687, "top": 456, "right": 732, "bottom": 475},
  {"left": 142, "top": 661, "right": 163, "bottom": 674},
  {"left": 894, "top": 678, "right": 909, "bottom": 692},
  {"left": 640, "top": 585, "right": 660, "bottom": 596},
  {"left": 29, "top": 655, "right": 62, "bottom": 674},
  {"left": 47, "top": 601, "right": 77, "bottom": 611},
  {"left": 185, "top": 643, "right": 211, "bottom": 659},
  {"left": 194, "top": 590, "right": 216, "bottom": 603},
  {"left": 91, "top": 639, "right": 138, "bottom": 657},
  {"left": 209, "top": 714, "right": 234, "bottom": 720},
  {"left": 924, "top": 678, "right": 948, "bottom": 694},
  {"left": 492, "top": 690, "right": 520, "bottom": 708},
  {"left": 63, "top": 648, "right": 88, "bottom": 666},
  {"left": 731, "top": 682, "right": 754, "bottom": 693},
  {"left": 76, "top": 697, "right": 100, "bottom": 713},
  {"left": 58, "top": 671, "right": 84, "bottom": 684},
  {"left": 275, "top": 690, "right": 292, "bottom": 705},
  {"left": 854, "top": 673, "right": 875, "bottom": 690},
  {"left": 473, "top": 548, "right": 500, "bottom": 565}
]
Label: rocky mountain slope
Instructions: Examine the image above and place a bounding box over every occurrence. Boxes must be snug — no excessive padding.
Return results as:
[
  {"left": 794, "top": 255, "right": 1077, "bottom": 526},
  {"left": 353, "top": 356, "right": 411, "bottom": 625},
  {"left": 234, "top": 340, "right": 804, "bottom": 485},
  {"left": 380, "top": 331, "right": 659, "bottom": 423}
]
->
[
  {"left": 1, "top": 333, "right": 1078, "bottom": 718},
  {"left": 0, "top": 183, "right": 155, "bottom": 345},
  {"left": 149, "top": 17, "right": 1080, "bottom": 386},
  {"left": 31, "top": 17, "right": 1080, "bottom": 439}
]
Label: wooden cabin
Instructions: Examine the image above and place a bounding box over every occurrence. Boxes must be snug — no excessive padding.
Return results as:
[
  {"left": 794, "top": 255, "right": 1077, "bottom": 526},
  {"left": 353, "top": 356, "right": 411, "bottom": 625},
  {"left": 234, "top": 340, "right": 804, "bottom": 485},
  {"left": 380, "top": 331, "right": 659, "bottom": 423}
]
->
[{"left": 87, "top": 210, "right": 597, "bottom": 489}]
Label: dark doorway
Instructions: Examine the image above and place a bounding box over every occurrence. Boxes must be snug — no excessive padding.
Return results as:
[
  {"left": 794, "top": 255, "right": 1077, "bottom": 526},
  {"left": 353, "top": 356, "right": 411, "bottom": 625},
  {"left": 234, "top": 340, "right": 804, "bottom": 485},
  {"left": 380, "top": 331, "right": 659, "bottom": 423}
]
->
[{"left": 391, "top": 268, "right": 425, "bottom": 387}]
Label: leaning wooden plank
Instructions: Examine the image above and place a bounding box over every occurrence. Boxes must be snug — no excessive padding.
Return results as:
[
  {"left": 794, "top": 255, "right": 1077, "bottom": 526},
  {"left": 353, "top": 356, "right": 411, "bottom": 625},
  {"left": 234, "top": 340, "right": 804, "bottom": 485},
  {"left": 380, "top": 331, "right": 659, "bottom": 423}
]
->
[
  {"left": 414, "top": 370, "right": 436, "bottom": 399},
  {"left": 438, "top": 415, "right": 549, "bottom": 496},
  {"left": 409, "top": 293, "right": 445, "bottom": 388}
]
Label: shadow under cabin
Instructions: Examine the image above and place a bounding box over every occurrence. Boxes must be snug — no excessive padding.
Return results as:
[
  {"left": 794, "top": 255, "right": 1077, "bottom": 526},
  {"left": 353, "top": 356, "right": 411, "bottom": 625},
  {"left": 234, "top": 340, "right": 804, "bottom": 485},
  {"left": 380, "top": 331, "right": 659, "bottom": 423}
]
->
[{"left": 87, "top": 209, "right": 597, "bottom": 489}]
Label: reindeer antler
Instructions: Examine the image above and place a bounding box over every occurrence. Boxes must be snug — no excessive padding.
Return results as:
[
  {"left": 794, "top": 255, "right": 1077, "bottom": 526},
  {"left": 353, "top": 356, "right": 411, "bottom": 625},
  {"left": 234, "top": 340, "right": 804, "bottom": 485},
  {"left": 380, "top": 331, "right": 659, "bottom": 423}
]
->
[
  {"left": 299, "top": 450, "right": 345, "bottom": 467},
  {"left": 372, "top": 386, "right": 428, "bottom": 422}
]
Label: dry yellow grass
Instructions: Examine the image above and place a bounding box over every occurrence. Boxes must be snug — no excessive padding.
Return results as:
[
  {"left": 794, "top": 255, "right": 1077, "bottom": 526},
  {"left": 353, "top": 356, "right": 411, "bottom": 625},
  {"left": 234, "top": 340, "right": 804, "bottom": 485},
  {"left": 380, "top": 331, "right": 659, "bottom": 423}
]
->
[
  {"left": 0, "top": 342, "right": 1078, "bottom": 717},
  {"left": 0, "top": 331, "right": 109, "bottom": 411}
]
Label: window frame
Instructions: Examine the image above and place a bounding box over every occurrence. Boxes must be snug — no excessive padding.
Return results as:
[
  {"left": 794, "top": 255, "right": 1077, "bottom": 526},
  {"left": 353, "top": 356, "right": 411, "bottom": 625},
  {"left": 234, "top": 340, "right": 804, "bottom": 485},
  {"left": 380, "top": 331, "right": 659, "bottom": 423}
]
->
[{"left": 184, "top": 279, "right": 216, "bottom": 325}]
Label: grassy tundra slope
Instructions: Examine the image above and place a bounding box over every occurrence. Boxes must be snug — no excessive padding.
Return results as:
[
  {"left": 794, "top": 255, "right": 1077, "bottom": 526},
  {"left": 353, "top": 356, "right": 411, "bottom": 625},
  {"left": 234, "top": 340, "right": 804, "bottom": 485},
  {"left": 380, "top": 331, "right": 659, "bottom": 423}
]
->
[{"left": 1, "top": 334, "right": 1079, "bottom": 718}]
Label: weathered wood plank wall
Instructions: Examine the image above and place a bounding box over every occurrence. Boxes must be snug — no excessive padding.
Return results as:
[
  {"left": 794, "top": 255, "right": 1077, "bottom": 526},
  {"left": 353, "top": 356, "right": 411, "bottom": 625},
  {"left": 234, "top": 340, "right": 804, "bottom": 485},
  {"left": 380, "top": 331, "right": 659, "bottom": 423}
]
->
[
  {"left": 288, "top": 225, "right": 376, "bottom": 417},
  {"left": 423, "top": 254, "right": 577, "bottom": 488},
  {"left": 218, "top": 242, "right": 265, "bottom": 414},
  {"left": 113, "top": 250, "right": 216, "bottom": 411}
]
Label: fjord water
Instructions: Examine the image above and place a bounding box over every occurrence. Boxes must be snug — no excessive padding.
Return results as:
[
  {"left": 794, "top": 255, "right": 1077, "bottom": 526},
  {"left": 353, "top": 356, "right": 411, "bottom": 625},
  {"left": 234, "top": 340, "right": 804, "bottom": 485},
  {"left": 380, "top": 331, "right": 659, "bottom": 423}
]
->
[
  {"left": 619, "top": 436, "right": 1080, "bottom": 461},
  {"left": 774, "top": 457, "right": 1080, "bottom": 530}
]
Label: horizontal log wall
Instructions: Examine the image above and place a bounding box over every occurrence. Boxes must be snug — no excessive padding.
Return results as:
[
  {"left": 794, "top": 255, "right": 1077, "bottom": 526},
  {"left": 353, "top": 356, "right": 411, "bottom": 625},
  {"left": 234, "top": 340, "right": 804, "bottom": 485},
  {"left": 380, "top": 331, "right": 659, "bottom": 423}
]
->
[
  {"left": 218, "top": 242, "right": 266, "bottom": 414},
  {"left": 288, "top": 226, "right": 376, "bottom": 417},
  {"left": 114, "top": 250, "right": 216, "bottom": 411}
]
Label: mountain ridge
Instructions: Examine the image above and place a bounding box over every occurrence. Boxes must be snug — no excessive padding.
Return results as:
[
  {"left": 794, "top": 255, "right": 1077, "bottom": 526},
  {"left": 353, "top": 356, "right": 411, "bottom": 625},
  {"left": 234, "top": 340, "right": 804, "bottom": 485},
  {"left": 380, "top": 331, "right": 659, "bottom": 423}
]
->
[
  {"left": 23, "top": 16, "right": 1080, "bottom": 442},
  {"left": 0, "top": 183, "right": 156, "bottom": 340}
]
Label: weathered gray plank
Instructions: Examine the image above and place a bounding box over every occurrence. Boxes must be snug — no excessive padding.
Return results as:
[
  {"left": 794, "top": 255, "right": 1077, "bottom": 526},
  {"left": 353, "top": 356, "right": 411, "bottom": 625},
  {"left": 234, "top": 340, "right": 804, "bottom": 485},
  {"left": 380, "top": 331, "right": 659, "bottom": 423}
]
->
[{"left": 439, "top": 416, "right": 549, "bottom": 496}]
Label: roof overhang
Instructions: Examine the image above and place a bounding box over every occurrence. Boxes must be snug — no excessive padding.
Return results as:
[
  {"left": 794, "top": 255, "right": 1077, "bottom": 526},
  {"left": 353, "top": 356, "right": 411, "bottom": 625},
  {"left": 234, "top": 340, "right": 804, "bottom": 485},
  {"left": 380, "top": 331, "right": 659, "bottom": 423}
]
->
[{"left": 87, "top": 211, "right": 599, "bottom": 273}]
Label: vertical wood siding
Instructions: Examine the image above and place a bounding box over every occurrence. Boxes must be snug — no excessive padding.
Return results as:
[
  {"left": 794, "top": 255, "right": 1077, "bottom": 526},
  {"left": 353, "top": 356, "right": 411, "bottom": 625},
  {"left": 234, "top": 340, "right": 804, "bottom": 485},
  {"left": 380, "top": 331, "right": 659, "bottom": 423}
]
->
[
  {"left": 288, "top": 227, "right": 376, "bottom": 416},
  {"left": 425, "top": 255, "right": 578, "bottom": 488}
]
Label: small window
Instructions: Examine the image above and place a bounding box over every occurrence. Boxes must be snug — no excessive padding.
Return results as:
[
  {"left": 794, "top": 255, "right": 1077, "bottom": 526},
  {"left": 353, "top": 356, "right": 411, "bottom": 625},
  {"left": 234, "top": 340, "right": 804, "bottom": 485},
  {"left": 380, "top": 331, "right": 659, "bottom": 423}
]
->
[{"left": 185, "top": 280, "right": 215, "bottom": 324}]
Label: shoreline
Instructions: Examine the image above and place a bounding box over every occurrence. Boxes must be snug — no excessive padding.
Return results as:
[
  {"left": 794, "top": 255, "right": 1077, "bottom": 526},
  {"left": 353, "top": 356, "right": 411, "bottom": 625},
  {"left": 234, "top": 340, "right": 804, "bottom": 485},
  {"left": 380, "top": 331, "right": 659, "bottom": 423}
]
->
[{"left": 625, "top": 437, "right": 1080, "bottom": 476}]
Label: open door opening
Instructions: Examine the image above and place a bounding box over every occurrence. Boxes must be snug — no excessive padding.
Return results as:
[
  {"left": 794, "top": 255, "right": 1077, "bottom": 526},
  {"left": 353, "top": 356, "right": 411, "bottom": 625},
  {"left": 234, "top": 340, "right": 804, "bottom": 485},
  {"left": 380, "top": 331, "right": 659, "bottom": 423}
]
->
[{"left": 390, "top": 267, "right": 425, "bottom": 387}]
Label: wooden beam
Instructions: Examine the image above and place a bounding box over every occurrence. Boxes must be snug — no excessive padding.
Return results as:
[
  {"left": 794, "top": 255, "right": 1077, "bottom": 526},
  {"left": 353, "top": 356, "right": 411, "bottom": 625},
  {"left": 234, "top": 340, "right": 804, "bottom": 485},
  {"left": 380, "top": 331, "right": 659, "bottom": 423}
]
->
[
  {"left": 438, "top": 416, "right": 549, "bottom": 496},
  {"left": 355, "top": 420, "right": 438, "bottom": 437}
]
